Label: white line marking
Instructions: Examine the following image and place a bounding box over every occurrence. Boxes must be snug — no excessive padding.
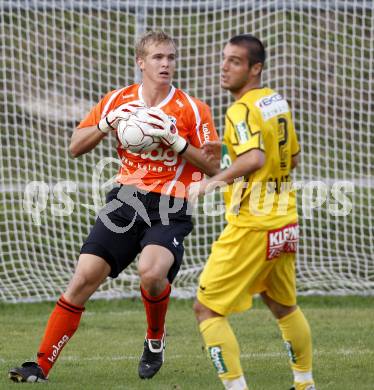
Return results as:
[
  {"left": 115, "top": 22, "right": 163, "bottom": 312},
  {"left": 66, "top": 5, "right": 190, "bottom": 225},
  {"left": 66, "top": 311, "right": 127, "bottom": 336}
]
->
[
  {"left": 55, "top": 349, "right": 372, "bottom": 362},
  {"left": 2, "top": 349, "right": 372, "bottom": 365}
]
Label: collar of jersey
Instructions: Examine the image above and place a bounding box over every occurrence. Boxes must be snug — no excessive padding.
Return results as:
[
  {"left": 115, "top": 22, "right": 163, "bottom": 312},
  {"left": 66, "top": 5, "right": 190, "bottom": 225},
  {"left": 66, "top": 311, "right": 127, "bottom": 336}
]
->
[{"left": 138, "top": 84, "right": 176, "bottom": 108}]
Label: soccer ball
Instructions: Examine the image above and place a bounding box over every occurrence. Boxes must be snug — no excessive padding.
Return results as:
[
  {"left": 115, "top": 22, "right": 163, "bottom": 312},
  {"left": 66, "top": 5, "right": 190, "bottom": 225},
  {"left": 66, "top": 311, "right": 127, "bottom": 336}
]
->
[{"left": 117, "top": 108, "right": 162, "bottom": 153}]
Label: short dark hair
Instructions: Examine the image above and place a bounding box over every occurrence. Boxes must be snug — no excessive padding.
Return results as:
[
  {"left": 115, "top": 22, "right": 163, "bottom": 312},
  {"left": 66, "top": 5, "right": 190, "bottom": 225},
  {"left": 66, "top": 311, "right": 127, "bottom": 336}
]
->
[{"left": 229, "top": 34, "right": 266, "bottom": 67}]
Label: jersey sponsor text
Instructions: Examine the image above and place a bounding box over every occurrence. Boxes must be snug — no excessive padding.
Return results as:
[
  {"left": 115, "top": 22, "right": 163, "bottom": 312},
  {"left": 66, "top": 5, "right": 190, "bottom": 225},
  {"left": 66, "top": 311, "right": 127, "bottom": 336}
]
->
[
  {"left": 267, "top": 223, "right": 299, "bottom": 260},
  {"left": 256, "top": 93, "right": 289, "bottom": 121}
]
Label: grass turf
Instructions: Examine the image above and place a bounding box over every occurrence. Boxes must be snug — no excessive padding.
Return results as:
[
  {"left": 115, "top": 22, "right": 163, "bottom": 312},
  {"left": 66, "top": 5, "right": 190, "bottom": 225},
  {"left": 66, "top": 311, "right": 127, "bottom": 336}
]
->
[{"left": 1, "top": 296, "right": 374, "bottom": 389}]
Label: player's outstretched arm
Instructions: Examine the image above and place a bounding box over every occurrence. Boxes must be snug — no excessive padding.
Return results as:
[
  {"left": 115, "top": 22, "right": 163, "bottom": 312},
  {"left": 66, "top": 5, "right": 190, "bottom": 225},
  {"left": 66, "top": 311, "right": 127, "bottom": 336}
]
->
[
  {"left": 211, "top": 148, "right": 265, "bottom": 185},
  {"left": 188, "top": 149, "right": 265, "bottom": 201}
]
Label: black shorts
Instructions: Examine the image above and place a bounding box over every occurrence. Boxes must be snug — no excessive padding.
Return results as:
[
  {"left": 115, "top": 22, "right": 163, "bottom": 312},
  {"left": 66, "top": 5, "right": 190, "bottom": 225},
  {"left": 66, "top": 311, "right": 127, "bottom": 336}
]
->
[{"left": 80, "top": 186, "right": 193, "bottom": 283}]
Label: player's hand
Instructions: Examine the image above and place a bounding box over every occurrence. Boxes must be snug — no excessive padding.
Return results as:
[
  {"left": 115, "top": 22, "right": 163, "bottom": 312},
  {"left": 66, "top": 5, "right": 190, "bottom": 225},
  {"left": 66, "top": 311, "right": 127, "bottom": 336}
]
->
[
  {"left": 202, "top": 141, "right": 222, "bottom": 163},
  {"left": 146, "top": 107, "right": 187, "bottom": 153},
  {"left": 97, "top": 101, "right": 145, "bottom": 133},
  {"left": 135, "top": 107, "right": 167, "bottom": 130}
]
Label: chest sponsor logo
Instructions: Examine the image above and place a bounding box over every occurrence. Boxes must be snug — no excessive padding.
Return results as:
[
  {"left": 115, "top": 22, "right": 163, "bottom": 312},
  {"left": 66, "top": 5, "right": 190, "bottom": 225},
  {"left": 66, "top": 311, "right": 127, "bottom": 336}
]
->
[
  {"left": 125, "top": 147, "right": 178, "bottom": 167},
  {"left": 267, "top": 223, "right": 299, "bottom": 260},
  {"left": 256, "top": 93, "right": 289, "bottom": 121}
]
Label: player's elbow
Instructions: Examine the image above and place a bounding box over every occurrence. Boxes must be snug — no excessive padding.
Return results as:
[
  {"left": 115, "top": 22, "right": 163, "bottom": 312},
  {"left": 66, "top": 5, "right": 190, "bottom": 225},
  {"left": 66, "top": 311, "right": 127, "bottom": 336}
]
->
[
  {"left": 291, "top": 154, "right": 300, "bottom": 169},
  {"left": 251, "top": 150, "right": 265, "bottom": 171},
  {"left": 69, "top": 127, "right": 87, "bottom": 158},
  {"left": 69, "top": 142, "right": 82, "bottom": 158}
]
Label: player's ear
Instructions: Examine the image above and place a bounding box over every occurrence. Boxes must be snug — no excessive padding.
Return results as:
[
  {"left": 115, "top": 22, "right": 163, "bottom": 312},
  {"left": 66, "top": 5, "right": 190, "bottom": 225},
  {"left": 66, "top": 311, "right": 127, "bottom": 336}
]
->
[
  {"left": 250, "top": 62, "right": 263, "bottom": 77},
  {"left": 136, "top": 56, "right": 145, "bottom": 72}
]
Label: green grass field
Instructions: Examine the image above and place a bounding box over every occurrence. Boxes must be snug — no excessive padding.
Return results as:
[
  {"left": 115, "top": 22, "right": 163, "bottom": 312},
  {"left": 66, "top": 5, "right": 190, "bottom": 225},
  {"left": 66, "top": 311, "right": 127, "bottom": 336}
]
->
[{"left": 1, "top": 296, "right": 374, "bottom": 389}]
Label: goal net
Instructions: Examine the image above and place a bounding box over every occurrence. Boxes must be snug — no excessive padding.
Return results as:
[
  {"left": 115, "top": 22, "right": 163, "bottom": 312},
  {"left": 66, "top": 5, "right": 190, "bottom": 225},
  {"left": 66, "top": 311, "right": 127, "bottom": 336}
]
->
[{"left": 1, "top": 0, "right": 373, "bottom": 302}]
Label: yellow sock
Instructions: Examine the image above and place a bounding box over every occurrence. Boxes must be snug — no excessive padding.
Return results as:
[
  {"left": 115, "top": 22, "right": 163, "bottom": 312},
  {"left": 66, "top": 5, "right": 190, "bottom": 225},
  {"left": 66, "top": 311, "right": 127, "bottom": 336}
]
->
[
  {"left": 277, "top": 307, "right": 313, "bottom": 374},
  {"left": 199, "top": 316, "right": 247, "bottom": 387},
  {"left": 294, "top": 380, "right": 315, "bottom": 390}
]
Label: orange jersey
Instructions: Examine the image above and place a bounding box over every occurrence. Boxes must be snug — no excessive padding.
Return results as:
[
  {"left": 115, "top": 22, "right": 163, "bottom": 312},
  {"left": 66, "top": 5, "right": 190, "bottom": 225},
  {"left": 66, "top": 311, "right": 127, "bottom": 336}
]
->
[{"left": 78, "top": 84, "right": 218, "bottom": 198}]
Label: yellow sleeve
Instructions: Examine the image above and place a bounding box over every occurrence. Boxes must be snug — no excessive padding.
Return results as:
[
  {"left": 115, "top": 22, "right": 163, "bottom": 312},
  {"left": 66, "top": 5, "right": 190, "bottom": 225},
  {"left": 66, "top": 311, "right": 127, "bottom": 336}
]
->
[{"left": 226, "top": 102, "right": 265, "bottom": 156}]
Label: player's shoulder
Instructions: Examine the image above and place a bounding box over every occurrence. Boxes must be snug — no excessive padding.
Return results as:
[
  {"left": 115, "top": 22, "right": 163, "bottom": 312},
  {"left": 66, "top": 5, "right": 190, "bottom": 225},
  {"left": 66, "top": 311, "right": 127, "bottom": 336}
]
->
[
  {"left": 249, "top": 87, "right": 290, "bottom": 112},
  {"left": 107, "top": 84, "right": 139, "bottom": 102},
  {"left": 174, "top": 87, "right": 211, "bottom": 113},
  {"left": 238, "top": 87, "right": 279, "bottom": 108},
  {"left": 117, "top": 83, "right": 139, "bottom": 99},
  {"left": 226, "top": 96, "right": 252, "bottom": 121},
  {"left": 102, "top": 84, "right": 140, "bottom": 111},
  {"left": 228, "top": 87, "right": 289, "bottom": 119},
  {"left": 101, "top": 83, "right": 136, "bottom": 100},
  {"left": 252, "top": 88, "right": 291, "bottom": 121}
]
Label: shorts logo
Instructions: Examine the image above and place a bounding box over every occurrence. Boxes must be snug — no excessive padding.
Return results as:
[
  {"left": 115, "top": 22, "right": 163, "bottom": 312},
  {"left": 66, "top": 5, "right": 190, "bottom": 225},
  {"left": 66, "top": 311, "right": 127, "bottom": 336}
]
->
[
  {"left": 267, "top": 223, "right": 299, "bottom": 260},
  {"left": 172, "top": 237, "right": 179, "bottom": 247},
  {"left": 208, "top": 346, "right": 228, "bottom": 374}
]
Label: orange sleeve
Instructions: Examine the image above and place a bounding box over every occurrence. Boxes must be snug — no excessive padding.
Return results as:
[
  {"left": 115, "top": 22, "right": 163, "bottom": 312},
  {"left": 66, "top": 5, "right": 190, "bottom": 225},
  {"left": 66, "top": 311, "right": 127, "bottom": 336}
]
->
[
  {"left": 189, "top": 102, "right": 219, "bottom": 147},
  {"left": 77, "top": 90, "right": 117, "bottom": 129}
]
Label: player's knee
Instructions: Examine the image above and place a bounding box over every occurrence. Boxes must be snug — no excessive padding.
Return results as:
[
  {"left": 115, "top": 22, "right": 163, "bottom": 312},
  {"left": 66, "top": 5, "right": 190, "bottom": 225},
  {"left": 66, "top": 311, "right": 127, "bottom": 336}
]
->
[
  {"left": 193, "top": 299, "right": 214, "bottom": 322},
  {"left": 193, "top": 299, "right": 203, "bottom": 316},
  {"left": 261, "top": 293, "right": 297, "bottom": 319},
  {"left": 273, "top": 304, "right": 296, "bottom": 319},
  {"left": 139, "top": 267, "right": 165, "bottom": 289},
  {"left": 67, "top": 268, "right": 101, "bottom": 295}
]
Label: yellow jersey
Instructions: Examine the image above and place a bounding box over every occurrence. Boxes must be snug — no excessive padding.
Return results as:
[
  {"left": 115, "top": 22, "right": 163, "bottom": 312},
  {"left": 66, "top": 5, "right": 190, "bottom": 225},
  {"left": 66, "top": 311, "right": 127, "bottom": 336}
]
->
[{"left": 222, "top": 87, "right": 300, "bottom": 229}]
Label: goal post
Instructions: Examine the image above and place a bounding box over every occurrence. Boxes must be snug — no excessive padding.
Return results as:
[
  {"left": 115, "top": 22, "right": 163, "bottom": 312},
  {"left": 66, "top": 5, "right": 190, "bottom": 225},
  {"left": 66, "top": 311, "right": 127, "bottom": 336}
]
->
[{"left": 1, "top": 0, "right": 373, "bottom": 302}]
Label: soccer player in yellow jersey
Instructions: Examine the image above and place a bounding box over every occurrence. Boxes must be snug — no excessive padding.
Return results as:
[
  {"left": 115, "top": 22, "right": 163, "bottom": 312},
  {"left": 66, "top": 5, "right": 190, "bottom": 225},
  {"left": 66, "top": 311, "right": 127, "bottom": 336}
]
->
[{"left": 189, "top": 35, "right": 315, "bottom": 390}]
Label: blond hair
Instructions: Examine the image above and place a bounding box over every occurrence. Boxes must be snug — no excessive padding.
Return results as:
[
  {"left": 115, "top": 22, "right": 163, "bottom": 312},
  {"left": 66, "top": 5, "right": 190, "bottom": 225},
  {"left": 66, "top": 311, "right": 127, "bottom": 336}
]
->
[{"left": 135, "top": 30, "right": 176, "bottom": 59}]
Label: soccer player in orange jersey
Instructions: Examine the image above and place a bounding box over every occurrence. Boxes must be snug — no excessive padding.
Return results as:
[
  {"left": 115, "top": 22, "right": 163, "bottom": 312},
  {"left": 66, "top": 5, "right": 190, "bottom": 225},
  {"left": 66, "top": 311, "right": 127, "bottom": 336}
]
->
[
  {"left": 190, "top": 35, "right": 315, "bottom": 390},
  {"left": 9, "top": 30, "right": 219, "bottom": 383}
]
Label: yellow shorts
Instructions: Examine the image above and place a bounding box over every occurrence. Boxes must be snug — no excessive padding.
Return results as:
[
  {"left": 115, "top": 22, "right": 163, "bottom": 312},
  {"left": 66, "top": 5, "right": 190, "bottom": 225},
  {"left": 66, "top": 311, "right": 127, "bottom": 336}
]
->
[{"left": 197, "top": 223, "right": 297, "bottom": 316}]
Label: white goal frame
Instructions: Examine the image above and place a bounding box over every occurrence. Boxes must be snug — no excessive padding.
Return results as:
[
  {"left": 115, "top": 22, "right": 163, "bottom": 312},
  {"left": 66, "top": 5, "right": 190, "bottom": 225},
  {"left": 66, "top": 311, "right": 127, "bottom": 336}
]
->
[{"left": 0, "top": 0, "right": 373, "bottom": 302}]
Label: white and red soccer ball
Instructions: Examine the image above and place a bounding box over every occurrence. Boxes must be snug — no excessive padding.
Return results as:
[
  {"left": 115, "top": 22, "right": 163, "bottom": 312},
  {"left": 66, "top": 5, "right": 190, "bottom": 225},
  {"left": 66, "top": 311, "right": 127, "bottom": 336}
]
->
[{"left": 117, "top": 107, "right": 165, "bottom": 153}]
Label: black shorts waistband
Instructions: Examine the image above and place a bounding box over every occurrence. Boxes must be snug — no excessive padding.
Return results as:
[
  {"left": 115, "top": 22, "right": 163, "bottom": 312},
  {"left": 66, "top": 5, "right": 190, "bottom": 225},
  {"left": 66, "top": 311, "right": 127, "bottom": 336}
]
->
[{"left": 106, "top": 185, "right": 191, "bottom": 222}]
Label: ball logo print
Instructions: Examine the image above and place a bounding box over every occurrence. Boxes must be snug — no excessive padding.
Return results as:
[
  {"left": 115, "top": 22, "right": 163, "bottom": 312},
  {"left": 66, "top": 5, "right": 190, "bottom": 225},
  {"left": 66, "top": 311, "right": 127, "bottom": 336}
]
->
[{"left": 117, "top": 107, "right": 164, "bottom": 153}]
